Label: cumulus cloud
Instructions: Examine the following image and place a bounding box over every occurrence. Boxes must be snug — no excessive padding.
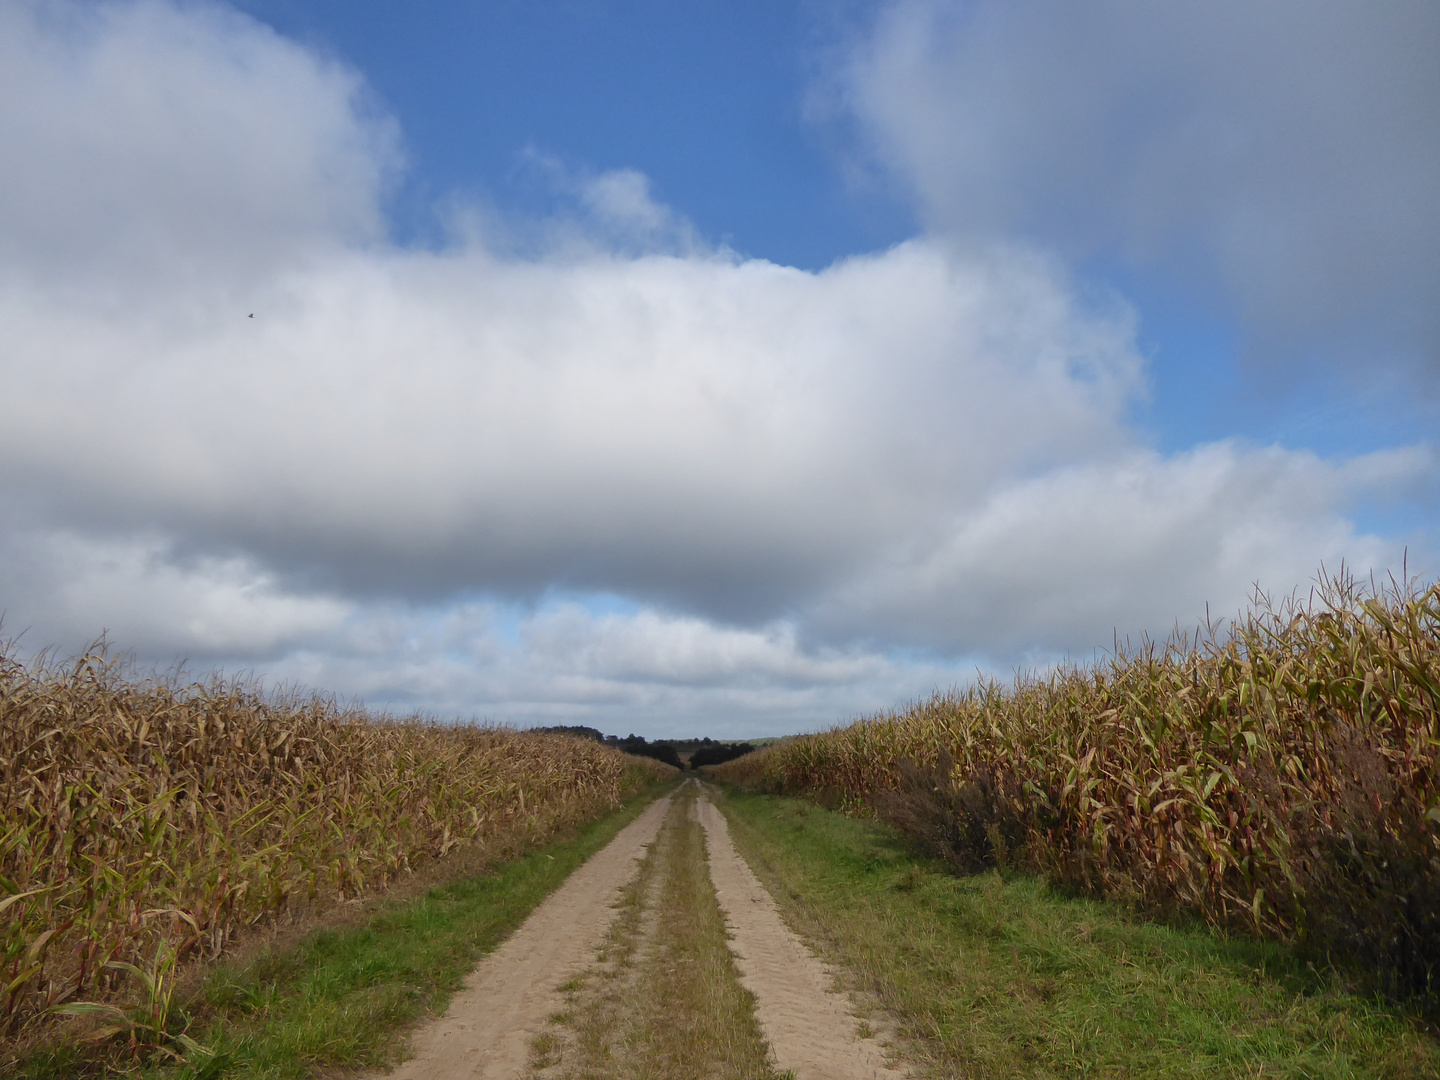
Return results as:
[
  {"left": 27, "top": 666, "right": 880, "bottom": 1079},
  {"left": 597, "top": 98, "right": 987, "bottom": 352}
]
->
[
  {"left": 811, "top": 442, "right": 1430, "bottom": 656},
  {"left": 840, "top": 0, "right": 1440, "bottom": 374},
  {"left": 0, "top": 530, "right": 349, "bottom": 659},
  {"left": 0, "top": 0, "right": 397, "bottom": 294},
  {"left": 0, "top": 0, "right": 1430, "bottom": 732},
  {"left": 205, "top": 598, "right": 947, "bottom": 738},
  {"left": 520, "top": 606, "right": 882, "bottom": 688},
  {"left": 1, "top": 229, "right": 1147, "bottom": 620}
]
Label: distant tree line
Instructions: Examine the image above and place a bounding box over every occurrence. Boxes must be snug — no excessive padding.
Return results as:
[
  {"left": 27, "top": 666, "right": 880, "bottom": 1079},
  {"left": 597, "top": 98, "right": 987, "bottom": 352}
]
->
[
  {"left": 688, "top": 741, "right": 757, "bottom": 768},
  {"left": 533, "top": 726, "right": 756, "bottom": 770}
]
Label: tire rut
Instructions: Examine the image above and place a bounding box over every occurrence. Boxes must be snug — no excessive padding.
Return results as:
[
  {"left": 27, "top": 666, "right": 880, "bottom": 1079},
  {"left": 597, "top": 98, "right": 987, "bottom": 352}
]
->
[
  {"left": 697, "top": 789, "right": 907, "bottom": 1080},
  {"left": 372, "top": 794, "right": 672, "bottom": 1080}
]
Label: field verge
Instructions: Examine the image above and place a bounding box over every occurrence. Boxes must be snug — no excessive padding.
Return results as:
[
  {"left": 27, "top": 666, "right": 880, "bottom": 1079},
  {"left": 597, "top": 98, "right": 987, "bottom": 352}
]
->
[
  {"left": 716, "top": 786, "right": 1439, "bottom": 1079},
  {"left": 715, "top": 572, "right": 1440, "bottom": 1005},
  {"left": 14, "top": 780, "right": 678, "bottom": 1079},
  {"left": 1, "top": 646, "right": 677, "bottom": 1060}
]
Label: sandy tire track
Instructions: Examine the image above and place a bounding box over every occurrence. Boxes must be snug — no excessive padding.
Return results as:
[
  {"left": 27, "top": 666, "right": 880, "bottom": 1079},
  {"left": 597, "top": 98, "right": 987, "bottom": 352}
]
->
[
  {"left": 697, "top": 789, "right": 908, "bottom": 1080},
  {"left": 371, "top": 794, "right": 673, "bottom": 1080}
]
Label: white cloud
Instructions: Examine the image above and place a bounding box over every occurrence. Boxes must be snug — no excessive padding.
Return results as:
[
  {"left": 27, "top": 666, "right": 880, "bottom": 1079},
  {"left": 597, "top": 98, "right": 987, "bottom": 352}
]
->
[
  {"left": 460, "top": 152, "right": 708, "bottom": 259},
  {"left": 0, "top": 530, "right": 349, "bottom": 658},
  {"left": 192, "top": 596, "right": 954, "bottom": 738},
  {"left": 840, "top": 0, "right": 1440, "bottom": 373},
  {"left": 0, "top": 0, "right": 1430, "bottom": 733},
  {"left": 811, "top": 442, "right": 1431, "bottom": 655},
  {"left": 0, "top": 0, "right": 397, "bottom": 294},
  {"left": 520, "top": 605, "right": 881, "bottom": 687},
  {"left": 0, "top": 233, "right": 1147, "bottom": 620}
]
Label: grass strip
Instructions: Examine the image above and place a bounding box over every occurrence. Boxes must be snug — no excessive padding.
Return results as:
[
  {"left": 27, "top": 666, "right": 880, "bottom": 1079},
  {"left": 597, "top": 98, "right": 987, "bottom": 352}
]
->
[
  {"left": 534, "top": 783, "right": 784, "bottom": 1080},
  {"left": 17, "top": 781, "right": 678, "bottom": 1080},
  {"left": 715, "top": 786, "right": 1440, "bottom": 1080},
  {"left": 630, "top": 784, "right": 779, "bottom": 1079},
  {"left": 528, "top": 788, "right": 665, "bottom": 1076}
]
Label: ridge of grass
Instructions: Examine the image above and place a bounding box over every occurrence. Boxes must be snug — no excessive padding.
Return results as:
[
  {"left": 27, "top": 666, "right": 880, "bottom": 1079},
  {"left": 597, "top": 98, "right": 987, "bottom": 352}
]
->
[
  {"left": 15, "top": 780, "right": 680, "bottom": 1080},
  {"left": 532, "top": 782, "right": 784, "bottom": 1080},
  {"left": 715, "top": 786, "right": 1440, "bottom": 1080}
]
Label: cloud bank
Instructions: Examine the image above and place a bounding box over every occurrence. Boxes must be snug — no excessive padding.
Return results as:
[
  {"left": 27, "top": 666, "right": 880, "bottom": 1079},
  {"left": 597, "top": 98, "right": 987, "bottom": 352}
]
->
[
  {"left": 0, "top": 0, "right": 1430, "bottom": 735},
  {"left": 840, "top": 0, "right": 1440, "bottom": 376}
]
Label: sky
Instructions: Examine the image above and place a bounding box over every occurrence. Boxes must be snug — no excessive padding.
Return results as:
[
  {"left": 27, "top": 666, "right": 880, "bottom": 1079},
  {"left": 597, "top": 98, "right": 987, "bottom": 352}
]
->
[{"left": 1, "top": 0, "right": 1436, "bottom": 737}]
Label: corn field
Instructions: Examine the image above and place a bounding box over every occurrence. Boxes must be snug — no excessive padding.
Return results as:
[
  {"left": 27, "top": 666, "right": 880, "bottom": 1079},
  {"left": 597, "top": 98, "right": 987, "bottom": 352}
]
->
[
  {"left": 0, "top": 649, "right": 674, "bottom": 1047},
  {"left": 718, "top": 572, "right": 1440, "bottom": 1000}
]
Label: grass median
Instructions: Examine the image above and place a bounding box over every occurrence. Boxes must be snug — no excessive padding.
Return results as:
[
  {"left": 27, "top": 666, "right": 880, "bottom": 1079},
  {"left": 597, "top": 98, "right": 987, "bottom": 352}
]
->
[
  {"left": 531, "top": 781, "right": 784, "bottom": 1080},
  {"left": 715, "top": 785, "right": 1439, "bottom": 1080},
  {"left": 16, "top": 780, "right": 679, "bottom": 1080}
]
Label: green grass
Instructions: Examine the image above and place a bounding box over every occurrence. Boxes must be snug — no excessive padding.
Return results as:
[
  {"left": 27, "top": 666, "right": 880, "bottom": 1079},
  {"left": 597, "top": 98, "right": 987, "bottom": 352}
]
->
[
  {"left": 15, "top": 780, "right": 678, "bottom": 1080},
  {"left": 715, "top": 786, "right": 1440, "bottom": 1080}
]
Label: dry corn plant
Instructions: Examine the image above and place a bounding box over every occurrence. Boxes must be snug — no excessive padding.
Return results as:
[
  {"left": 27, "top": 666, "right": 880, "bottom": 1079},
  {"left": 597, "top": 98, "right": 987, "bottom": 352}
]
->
[
  {"left": 715, "top": 570, "right": 1440, "bottom": 1003},
  {"left": 0, "top": 649, "right": 674, "bottom": 1053}
]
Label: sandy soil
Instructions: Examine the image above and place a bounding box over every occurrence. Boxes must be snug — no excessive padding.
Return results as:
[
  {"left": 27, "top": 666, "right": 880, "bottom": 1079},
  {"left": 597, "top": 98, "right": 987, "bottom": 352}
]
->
[
  {"left": 696, "top": 790, "right": 908, "bottom": 1080},
  {"left": 371, "top": 795, "right": 672, "bottom": 1080}
]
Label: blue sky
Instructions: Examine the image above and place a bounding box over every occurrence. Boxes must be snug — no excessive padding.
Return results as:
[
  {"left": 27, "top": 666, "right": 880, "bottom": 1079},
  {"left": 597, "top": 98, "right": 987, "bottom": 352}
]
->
[
  {"left": 229, "top": 0, "right": 910, "bottom": 270},
  {"left": 224, "top": 0, "right": 1438, "bottom": 462},
  {"left": 1, "top": 1, "right": 1436, "bottom": 736}
]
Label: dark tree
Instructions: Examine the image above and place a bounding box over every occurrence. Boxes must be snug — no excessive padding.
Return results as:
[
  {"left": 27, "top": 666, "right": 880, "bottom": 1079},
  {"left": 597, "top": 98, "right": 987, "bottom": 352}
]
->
[
  {"left": 612, "top": 734, "right": 684, "bottom": 770},
  {"left": 689, "top": 742, "right": 756, "bottom": 769}
]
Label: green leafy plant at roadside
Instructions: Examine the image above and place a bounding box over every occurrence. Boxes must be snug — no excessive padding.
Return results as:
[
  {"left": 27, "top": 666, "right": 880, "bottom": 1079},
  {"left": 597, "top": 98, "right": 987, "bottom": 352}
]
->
[{"left": 52, "top": 938, "right": 212, "bottom": 1066}]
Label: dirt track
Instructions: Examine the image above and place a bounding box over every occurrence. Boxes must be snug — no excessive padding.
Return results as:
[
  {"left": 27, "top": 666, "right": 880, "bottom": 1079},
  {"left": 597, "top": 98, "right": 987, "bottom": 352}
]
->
[
  {"left": 371, "top": 783, "right": 905, "bottom": 1080},
  {"left": 374, "top": 795, "right": 673, "bottom": 1080},
  {"left": 697, "top": 792, "right": 905, "bottom": 1080}
]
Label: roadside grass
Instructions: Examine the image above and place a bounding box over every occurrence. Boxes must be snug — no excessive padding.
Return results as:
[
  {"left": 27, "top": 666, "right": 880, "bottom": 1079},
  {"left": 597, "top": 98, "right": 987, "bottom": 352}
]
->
[
  {"left": 716, "top": 787, "right": 1440, "bottom": 1080},
  {"left": 14, "top": 781, "right": 678, "bottom": 1080},
  {"left": 534, "top": 782, "right": 785, "bottom": 1080}
]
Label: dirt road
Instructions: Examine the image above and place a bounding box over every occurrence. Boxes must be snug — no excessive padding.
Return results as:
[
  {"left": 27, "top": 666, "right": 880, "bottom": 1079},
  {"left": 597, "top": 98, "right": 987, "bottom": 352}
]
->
[
  {"left": 697, "top": 794, "right": 904, "bottom": 1080},
  {"left": 376, "top": 795, "right": 673, "bottom": 1080},
  {"left": 371, "top": 781, "right": 905, "bottom": 1080}
]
